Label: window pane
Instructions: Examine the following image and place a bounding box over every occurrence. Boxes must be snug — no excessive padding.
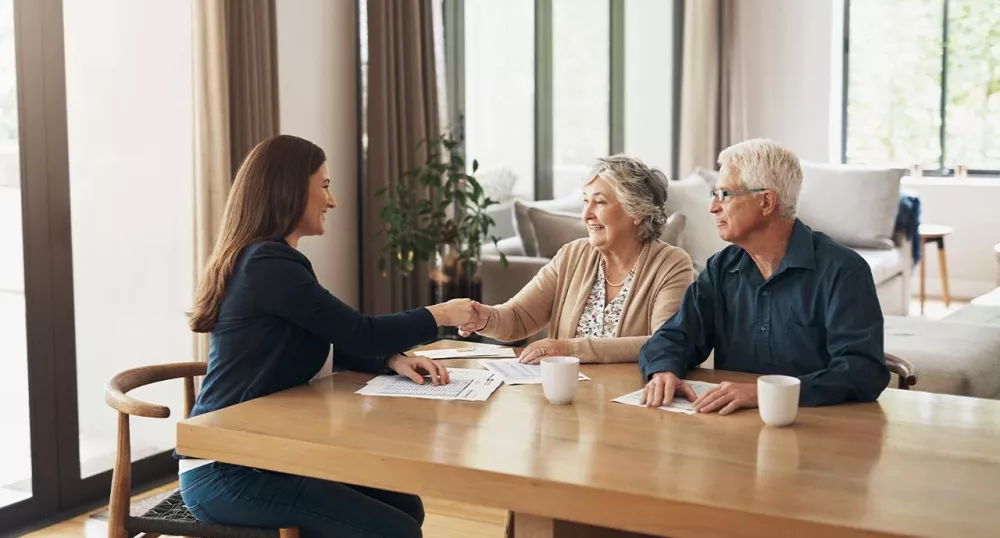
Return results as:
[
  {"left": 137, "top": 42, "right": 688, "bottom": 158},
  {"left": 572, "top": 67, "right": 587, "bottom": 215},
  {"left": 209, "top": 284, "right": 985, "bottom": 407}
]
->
[
  {"left": 64, "top": 0, "right": 193, "bottom": 478},
  {"left": 846, "top": 0, "right": 943, "bottom": 168},
  {"left": 552, "top": 0, "right": 609, "bottom": 198},
  {"left": 0, "top": 0, "right": 32, "bottom": 508},
  {"left": 944, "top": 0, "right": 1000, "bottom": 169},
  {"left": 464, "top": 0, "right": 534, "bottom": 202},
  {"left": 624, "top": 0, "right": 674, "bottom": 177}
]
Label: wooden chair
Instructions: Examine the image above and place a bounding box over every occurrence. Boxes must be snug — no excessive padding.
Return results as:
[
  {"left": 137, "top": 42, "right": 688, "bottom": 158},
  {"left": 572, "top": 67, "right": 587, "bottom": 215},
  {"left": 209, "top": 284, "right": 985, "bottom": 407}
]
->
[
  {"left": 104, "top": 362, "right": 299, "bottom": 538},
  {"left": 885, "top": 352, "right": 917, "bottom": 390}
]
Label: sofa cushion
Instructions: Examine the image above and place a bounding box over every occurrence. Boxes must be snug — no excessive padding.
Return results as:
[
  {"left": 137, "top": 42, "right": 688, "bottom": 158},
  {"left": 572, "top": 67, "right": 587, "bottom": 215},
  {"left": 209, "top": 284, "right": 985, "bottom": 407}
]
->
[
  {"left": 528, "top": 207, "right": 687, "bottom": 259},
  {"left": 854, "top": 247, "right": 905, "bottom": 285},
  {"left": 513, "top": 195, "right": 585, "bottom": 257},
  {"left": 797, "top": 162, "right": 903, "bottom": 250},
  {"left": 884, "top": 316, "right": 1000, "bottom": 399},
  {"left": 480, "top": 236, "right": 526, "bottom": 257},
  {"left": 665, "top": 174, "right": 730, "bottom": 271}
]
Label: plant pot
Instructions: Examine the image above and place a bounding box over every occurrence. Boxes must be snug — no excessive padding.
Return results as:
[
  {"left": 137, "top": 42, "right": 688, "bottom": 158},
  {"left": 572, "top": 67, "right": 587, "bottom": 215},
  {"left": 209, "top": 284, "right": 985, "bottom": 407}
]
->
[{"left": 429, "top": 243, "right": 482, "bottom": 340}]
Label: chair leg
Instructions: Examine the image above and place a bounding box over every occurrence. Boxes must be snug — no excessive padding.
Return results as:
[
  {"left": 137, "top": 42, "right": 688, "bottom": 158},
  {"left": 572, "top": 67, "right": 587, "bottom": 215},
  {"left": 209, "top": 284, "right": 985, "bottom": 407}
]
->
[
  {"left": 938, "top": 242, "right": 951, "bottom": 307},
  {"left": 108, "top": 413, "right": 131, "bottom": 538},
  {"left": 280, "top": 528, "right": 301, "bottom": 538}
]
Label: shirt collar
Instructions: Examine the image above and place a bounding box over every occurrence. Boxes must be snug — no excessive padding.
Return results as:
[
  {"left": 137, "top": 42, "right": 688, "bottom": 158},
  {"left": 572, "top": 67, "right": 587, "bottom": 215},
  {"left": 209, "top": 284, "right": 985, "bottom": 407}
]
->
[{"left": 729, "top": 218, "right": 816, "bottom": 273}]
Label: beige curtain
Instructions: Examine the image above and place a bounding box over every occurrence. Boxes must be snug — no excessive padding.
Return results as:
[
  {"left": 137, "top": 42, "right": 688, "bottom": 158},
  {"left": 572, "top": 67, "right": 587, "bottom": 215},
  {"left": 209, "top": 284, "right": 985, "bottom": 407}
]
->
[
  {"left": 678, "top": 0, "right": 746, "bottom": 178},
  {"left": 192, "top": 0, "right": 279, "bottom": 362},
  {"left": 362, "top": 0, "right": 441, "bottom": 314},
  {"left": 226, "top": 0, "right": 280, "bottom": 173}
]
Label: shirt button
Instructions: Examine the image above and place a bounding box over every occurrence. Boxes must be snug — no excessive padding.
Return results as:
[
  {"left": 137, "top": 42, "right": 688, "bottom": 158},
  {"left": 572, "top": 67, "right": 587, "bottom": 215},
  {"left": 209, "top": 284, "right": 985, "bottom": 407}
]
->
[
  {"left": 762, "top": 290, "right": 770, "bottom": 297},
  {"left": 760, "top": 325, "right": 767, "bottom": 331}
]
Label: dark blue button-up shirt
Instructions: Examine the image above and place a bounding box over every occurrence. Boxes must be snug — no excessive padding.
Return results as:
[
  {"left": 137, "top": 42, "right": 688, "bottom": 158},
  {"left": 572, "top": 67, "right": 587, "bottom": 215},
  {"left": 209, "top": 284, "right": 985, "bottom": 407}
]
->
[{"left": 639, "top": 219, "right": 889, "bottom": 407}]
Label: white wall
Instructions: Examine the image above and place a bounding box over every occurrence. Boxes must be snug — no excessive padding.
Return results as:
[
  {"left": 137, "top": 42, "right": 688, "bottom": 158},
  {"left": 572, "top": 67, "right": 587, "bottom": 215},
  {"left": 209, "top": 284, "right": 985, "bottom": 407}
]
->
[
  {"left": 902, "top": 177, "right": 1000, "bottom": 299},
  {"left": 737, "top": 0, "right": 841, "bottom": 163},
  {"left": 63, "top": 0, "right": 193, "bottom": 470},
  {"left": 276, "top": 0, "right": 359, "bottom": 308}
]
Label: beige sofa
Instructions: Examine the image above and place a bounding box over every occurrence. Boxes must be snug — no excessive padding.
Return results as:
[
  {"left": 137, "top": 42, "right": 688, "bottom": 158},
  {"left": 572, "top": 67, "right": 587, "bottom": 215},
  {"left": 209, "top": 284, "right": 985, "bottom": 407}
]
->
[{"left": 482, "top": 163, "right": 913, "bottom": 316}]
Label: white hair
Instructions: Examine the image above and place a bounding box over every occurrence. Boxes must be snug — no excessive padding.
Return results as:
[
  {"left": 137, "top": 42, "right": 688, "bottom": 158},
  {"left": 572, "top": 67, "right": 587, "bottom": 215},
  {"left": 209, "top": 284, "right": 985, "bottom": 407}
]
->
[{"left": 717, "top": 139, "right": 802, "bottom": 220}]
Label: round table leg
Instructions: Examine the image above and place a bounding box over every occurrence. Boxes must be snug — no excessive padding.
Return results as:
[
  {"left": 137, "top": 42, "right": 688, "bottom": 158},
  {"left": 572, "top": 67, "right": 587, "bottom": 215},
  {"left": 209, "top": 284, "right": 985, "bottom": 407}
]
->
[
  {"left": 938, "top": 240, "right": 951, "bottom": 307},
  {"left": 920, "top": 238, "right": 927, "bottom": 314}
]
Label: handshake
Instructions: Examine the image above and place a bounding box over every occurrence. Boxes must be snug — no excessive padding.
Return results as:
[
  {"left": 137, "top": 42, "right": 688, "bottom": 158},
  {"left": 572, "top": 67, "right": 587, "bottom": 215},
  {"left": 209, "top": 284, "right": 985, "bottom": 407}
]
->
[{"left": 426, "top": 299, "right": 490, "bottom": 336}]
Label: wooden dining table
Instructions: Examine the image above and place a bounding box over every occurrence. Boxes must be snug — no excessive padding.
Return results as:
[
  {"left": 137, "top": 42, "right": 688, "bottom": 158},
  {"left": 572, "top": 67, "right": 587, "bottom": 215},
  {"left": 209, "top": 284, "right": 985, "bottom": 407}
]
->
[{"left": 176, "top": 340, "right": 1000, "bottom": 538}]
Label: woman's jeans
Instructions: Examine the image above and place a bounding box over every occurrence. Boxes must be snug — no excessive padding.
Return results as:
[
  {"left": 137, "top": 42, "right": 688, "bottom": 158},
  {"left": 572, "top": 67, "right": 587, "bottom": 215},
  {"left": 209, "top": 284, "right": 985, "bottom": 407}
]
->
[{"left": 179, "top": 462, "right": 424, "bottom": 538}]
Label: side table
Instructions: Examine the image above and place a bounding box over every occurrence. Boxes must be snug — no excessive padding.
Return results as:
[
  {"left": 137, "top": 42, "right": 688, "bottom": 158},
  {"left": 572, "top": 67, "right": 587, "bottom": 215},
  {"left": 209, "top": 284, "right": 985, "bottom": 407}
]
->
[{"left": 918, "top": 224, "right": 953, "bottom": 314}]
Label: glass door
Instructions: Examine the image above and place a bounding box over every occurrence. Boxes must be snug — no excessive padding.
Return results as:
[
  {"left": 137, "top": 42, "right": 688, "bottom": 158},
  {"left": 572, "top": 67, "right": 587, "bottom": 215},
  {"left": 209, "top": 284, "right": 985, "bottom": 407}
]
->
[
  {"left": 0, "top": 0, "right": 184, "bottom": 531},
  {"left": 0, "top": 0, "right": 61, "bottom": 530}
]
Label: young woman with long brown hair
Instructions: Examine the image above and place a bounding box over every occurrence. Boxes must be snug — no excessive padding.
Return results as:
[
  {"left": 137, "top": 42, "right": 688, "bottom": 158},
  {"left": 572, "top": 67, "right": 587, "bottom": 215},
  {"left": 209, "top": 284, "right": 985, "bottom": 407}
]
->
[{"left": 178, "top": 135, "right": 475, "bottom": 537}]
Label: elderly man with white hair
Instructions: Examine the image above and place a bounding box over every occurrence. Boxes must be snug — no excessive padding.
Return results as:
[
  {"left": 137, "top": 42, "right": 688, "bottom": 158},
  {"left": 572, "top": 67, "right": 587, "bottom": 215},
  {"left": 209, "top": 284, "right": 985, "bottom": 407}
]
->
[{"left": 639, "top": 139, "right": 889, "bottom": 412}]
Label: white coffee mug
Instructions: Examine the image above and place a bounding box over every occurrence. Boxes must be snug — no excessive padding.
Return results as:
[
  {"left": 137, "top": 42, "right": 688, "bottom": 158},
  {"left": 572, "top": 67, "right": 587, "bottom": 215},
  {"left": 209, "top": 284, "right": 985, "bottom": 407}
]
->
[
  {"left": 757, "top": 375, "right": 801, "bottom": 427},
  {"left": 540, "top": 356, "right": 580, "bottom": 404}
]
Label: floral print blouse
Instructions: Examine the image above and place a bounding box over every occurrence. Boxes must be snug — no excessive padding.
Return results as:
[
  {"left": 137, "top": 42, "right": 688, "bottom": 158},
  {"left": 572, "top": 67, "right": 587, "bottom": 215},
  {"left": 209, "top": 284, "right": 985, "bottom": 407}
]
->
[{"left": 575, "top": 261, "right": 635, "bottom": 338}]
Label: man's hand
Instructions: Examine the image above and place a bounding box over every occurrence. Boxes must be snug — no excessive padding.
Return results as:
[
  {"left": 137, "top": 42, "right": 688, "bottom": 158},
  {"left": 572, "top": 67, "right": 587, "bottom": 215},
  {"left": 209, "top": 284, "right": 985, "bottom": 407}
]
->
[
  {"left": 457, "top": 301, "right": 490, "bottom": 337},
  {"left": 386, "top": 354, "right": 450, "bottom": 385},
  {"left": 640, "top": 372, "right": 697, "bottom": 408},
  {"left": 692, "top": 381, "right": 757, "bottom": 415},
  {"left": 516, "top": 338, "right": 568, "bottom": 364}
]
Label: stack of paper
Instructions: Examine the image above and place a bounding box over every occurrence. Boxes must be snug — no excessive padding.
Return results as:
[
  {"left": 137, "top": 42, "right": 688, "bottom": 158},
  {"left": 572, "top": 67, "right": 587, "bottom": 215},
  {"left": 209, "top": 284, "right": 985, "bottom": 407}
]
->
[
  {"left": 611, "top": 381, "right": 718, "bottom": 415},
  {"left": 355, "top": 368, "right": 503, "bottom": 401},
  {"left": 478, "top": 358, "right": 591, "bottom": 385},
  {"left": 412, "top": 346, "right": 517, "bottom": 360}
]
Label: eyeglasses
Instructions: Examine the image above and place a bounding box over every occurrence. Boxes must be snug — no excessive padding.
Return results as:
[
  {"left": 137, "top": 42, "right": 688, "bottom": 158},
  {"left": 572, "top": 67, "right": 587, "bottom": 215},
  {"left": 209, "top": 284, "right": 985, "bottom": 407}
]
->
[{"left": 710, "top": 188, "right": 767, "bottom": 202}]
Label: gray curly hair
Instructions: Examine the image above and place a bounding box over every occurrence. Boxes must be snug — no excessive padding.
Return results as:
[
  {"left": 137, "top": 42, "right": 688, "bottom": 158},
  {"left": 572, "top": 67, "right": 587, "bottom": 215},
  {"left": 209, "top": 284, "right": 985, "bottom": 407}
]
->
[{"left": 588, "top": 154, "right": 670, "bottom": 243}]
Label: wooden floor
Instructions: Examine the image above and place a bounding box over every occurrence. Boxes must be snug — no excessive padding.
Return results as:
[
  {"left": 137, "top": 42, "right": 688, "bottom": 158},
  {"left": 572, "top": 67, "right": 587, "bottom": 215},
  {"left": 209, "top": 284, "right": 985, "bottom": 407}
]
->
[{"left": 24, "top": 482, "right": 508, "bottom": 538}]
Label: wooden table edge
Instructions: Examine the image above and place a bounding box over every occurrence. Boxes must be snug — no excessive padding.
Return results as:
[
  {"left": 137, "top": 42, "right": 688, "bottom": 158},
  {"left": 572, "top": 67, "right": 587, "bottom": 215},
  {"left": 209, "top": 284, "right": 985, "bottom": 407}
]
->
[{"left": 176, "top": 421, "right": 905, "bottom": 538}]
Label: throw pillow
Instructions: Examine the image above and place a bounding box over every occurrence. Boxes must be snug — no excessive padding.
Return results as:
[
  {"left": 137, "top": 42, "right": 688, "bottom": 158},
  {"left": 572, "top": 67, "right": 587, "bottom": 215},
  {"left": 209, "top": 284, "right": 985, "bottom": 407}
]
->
[
  {"left": 527, "top": 207, "right": 589, "bottom": 259},
  {"left": 796, "top": 162, "right": 903, "bottom": 250},
  {"left": 512, "top": 194, "right": 586, "bottom": 257}
]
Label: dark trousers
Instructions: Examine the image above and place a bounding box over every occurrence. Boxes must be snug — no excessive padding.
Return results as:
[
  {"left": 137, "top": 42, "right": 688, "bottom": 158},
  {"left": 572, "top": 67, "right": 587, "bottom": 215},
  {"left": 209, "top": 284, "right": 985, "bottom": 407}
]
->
[{"left": 179, "top": 462, "right": 424, "bottom": 538}]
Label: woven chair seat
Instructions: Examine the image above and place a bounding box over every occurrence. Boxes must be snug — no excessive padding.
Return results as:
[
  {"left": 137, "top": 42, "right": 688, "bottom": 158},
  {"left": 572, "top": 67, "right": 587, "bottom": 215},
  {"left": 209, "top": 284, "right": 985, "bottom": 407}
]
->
[{"left": 125, "top": 489, "right": 281, "bottom": 538}]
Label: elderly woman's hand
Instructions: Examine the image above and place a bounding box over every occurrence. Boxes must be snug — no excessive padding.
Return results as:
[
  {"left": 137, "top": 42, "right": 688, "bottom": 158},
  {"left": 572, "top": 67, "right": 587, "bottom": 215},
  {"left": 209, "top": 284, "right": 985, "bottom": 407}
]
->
[{"left": 518, "top": 338, "right": 568, "bottom": 364}]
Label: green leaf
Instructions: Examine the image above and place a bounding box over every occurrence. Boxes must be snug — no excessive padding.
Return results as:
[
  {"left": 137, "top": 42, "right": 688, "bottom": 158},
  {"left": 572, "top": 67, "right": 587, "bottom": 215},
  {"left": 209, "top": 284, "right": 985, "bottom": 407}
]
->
[{"left": 472, "top": 159, "right": 479, "bottom": 173}]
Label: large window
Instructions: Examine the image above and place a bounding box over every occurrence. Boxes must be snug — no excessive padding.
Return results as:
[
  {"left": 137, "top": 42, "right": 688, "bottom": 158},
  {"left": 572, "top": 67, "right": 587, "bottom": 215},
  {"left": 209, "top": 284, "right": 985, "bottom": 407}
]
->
[
  {"left": 450, "top": 0, "right": 680, "bottom": 203},
  {"left": 844, "top": 0, "right": 1000, "bottom": 173}
]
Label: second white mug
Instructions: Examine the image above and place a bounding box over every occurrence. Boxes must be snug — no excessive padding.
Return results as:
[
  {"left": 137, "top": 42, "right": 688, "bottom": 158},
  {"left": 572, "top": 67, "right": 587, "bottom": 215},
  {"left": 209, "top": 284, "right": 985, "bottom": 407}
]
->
[
  {"left": 757, "top": 375, "right": 801, "bottom": 427},
  {"left": 540, "top": 356, "right": 580, "bottom": 404}
]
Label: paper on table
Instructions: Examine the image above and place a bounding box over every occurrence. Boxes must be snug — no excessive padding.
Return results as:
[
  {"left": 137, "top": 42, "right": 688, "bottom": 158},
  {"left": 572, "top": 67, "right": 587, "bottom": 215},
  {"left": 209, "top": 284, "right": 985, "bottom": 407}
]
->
[
  {"left": 478, "top": 358, "right": 590, "bottom": 385},
  {"left": 412, "top": 347, "right": 517, "bottom": 359},
  {"left": 356, "top": 368, "right": 502, "bottom": 401},
  {"left": 611, "top": 381, "right": 718, "bottom": 415}
]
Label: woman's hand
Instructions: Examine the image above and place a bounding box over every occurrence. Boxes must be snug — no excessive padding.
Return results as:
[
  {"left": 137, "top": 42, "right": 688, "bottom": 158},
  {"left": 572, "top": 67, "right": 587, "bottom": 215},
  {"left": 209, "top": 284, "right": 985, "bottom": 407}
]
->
[
  {"left": 426, "top": 299, "right": 477, "bottom": 327},
  {"left": 386, "top": 354, "right": 450, "bottom": 385},
  {"left": 518, "top": 338, "right": 568, "bottom": 364},
  {"left": 457, "top": 302, "right": 490, "bottom": 337}
]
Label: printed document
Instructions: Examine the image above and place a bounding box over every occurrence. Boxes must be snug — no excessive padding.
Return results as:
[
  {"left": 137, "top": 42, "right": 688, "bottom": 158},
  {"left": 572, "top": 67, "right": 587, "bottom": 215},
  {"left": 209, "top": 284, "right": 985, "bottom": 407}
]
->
[
  {"left": 478, "top": 358, "right": 590, "bottom": 385},
  {"left": 356, "top": 368, "right": 502, "bottom": 401},
  {"left": 413, "top": 347, "right": 517, "bottom": 359},
  {"left": 611, "top": 381, "right": 719, "bottom": 415}
]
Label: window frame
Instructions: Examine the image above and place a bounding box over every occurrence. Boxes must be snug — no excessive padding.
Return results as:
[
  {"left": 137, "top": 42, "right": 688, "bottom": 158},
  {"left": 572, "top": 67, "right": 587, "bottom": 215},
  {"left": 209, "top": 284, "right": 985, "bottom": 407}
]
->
[
  {"left": 841, "top": 0, "right": 1000, "bottom": 177},
  {"left": 442, "top": 0, "right": 686, "bottom": 201}
]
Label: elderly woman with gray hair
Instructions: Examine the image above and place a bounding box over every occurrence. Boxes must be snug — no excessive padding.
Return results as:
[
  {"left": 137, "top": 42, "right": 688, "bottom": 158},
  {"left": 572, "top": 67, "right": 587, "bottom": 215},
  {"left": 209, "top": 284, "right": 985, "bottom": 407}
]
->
[{"left": 459, "top": 155, "right": 694, "bottom": 364}]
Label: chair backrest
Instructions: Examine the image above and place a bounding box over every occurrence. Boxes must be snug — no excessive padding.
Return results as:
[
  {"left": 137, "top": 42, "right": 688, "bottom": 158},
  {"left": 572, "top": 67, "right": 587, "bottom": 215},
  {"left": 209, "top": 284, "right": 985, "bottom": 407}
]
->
[
  {"left": 885, "top": 353, "right": 917, "bottom": 390},
  {"left": 103, "top": 362, "right": 206, "bottom": 538}
]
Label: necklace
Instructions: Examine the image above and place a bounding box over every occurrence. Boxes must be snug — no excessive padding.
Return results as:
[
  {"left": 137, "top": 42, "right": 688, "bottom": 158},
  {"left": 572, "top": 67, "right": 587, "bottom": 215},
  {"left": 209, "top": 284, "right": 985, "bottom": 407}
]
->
[{"left": 602, "top": 243, "right": 648, "bottom": 288}]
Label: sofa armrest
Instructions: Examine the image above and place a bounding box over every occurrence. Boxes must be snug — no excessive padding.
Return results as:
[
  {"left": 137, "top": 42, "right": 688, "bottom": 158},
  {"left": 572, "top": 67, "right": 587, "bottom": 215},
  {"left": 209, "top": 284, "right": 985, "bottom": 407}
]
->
[{"left": 479, "top": 254, "right": 549, "bottom": 306}]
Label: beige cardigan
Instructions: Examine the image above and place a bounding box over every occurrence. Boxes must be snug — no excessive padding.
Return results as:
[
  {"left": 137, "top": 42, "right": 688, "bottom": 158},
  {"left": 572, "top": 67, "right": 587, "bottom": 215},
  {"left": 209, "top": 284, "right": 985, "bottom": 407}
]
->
[{"left": 479, "top": 238, "right": 694, "bottom": 363}]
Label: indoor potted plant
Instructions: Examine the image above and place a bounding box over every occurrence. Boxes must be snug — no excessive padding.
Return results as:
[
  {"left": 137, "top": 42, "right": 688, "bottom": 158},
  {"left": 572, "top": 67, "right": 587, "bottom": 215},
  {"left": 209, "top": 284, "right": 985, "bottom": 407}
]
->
[{"left": 376, "top": 131, "right": 507, "bottom": 315}]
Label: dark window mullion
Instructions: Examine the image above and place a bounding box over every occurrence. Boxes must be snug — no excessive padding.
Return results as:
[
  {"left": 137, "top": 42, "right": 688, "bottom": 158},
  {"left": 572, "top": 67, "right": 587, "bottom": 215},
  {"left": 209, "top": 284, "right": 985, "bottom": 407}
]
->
[
  {"left": 609, "top": 0, "right": 624, "bottom": 155},
  {"left": 938, "top": 0, "right": 949, "bottom": 171},
  {"left": 535, "top": 0, "right": 553, "bottom": 200}
]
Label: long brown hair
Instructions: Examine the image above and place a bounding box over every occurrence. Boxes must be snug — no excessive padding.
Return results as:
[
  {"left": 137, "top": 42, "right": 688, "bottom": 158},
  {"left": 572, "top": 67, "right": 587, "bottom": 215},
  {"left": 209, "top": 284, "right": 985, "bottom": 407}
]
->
[{"left": 189, "top": 135, "right": 326, "bottom": 333}]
